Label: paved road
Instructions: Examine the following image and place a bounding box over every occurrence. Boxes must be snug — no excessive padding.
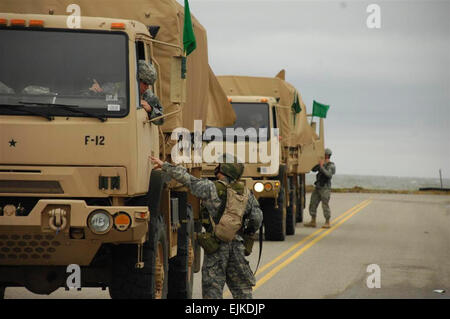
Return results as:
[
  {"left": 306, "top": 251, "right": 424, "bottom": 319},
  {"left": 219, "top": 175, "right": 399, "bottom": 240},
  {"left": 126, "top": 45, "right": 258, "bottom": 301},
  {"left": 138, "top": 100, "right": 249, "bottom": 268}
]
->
[{"left": 4, "top": 193, "right": 450, "bottom": 299}]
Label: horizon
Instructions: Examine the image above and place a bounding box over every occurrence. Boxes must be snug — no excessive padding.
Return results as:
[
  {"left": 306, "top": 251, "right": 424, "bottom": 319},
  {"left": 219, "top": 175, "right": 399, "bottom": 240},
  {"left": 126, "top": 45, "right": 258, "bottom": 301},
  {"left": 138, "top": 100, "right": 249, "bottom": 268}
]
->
[{"left": 177, "top": 0, "right": 450, "bottom": 180}]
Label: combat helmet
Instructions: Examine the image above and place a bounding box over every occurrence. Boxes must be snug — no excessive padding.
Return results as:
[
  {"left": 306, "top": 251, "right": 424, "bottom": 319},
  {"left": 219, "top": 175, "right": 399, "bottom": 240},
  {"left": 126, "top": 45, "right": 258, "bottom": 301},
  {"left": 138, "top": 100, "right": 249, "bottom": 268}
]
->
[
  {"left": 325, "top": 148, "right": 332, "bottom": 157},
  {"left": 217, "top": 154, "right": 244, "bottom": 181},
  {"left": 138, "top": 60, "right": 157, "bottom": 85}
]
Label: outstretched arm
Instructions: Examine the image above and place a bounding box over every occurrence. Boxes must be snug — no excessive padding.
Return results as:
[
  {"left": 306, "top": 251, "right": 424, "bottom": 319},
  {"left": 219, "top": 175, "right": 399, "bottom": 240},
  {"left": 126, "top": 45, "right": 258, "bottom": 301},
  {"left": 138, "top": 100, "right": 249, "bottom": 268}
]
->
[{"left": 150, "top": 157, "right": 217, "bottom": 201}]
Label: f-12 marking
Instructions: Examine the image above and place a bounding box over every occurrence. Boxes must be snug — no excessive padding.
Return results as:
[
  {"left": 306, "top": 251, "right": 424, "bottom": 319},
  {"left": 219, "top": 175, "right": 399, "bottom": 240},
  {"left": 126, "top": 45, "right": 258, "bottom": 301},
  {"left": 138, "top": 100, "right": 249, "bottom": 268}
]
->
[{"left": 84, "top": 135, "right": 105, "bottom": 146}]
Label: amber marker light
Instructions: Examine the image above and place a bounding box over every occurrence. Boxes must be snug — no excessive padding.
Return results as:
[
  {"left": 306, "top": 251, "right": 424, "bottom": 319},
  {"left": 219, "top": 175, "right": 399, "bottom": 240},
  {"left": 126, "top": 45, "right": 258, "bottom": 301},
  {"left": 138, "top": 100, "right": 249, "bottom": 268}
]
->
[
  {"left": 0, "top": 19, "right": 7, "bottom": 26},
  {"left": 264, "top": 183, "right": 273, "bottom": 192},
  {"left": 111, "top": 22, "right": 126, "bottom": 30},
  {"left": 114, "top": 212, "right": 131, "bottom": 232},
  {"left": 274, "top": 181, "right": 280, "bottom": 188},
  {"left": 261, "top": 98, "right": 268, "bottom": 103},
  {"left": 11, "top": 19, "right": 26, "bottom": 26},
  {"left": 228, "top": 97, "right": 232, "bottom": 103},
  {"left": 29, "top": 20, "right": 44, "bottom": 27}
]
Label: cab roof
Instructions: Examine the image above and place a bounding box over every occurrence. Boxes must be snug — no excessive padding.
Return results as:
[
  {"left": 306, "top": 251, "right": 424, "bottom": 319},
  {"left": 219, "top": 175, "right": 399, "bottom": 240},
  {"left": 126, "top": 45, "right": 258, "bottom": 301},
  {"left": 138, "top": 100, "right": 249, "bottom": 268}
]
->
[{"left": 0, "top": 13, "right": 150, "bottom": 38}]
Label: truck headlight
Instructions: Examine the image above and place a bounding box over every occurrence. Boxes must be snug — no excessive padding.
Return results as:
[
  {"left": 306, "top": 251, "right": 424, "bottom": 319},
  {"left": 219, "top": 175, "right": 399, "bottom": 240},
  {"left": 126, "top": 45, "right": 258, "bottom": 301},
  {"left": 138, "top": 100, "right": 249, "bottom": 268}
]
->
[
  {"left": 88, "top": 210, "right": 112, "bottom": 234},
  {"left": 253, "top": 182, "right": 264, "bottom": 193}
]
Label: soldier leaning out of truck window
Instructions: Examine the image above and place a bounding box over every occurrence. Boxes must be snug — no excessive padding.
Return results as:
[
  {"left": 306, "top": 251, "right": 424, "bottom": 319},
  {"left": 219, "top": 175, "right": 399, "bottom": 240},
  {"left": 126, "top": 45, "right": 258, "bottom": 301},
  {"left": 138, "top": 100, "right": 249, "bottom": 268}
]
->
[{"left": 89, "top": 60, "right": 164, "bottom": 125}]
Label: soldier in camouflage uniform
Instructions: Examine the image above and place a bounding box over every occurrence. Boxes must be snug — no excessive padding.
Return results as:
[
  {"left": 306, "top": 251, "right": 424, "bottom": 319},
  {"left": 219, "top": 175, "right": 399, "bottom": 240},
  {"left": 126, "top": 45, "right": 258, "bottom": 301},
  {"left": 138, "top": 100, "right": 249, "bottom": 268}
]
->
[
  {"left": 150, "top": 154, "right": 263, "bottom": 299},
  {"left": 89, "top": 60, "right": 164, "bottom": 125},
  {"left": 304, "top": 148, "right": 336, "bottom": 229},
  {"left": 137, "top": 60, "right": 164, "bottom": 125}
]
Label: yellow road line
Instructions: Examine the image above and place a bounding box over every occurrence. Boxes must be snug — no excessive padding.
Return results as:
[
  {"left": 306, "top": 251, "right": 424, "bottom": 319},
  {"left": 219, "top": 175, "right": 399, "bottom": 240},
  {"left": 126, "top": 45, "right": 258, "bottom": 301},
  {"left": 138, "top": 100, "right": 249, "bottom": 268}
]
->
[
  {"left": 253, "top": 199, "right": 372, "bottom": 291},
  {"left": 255, "top": 199, "right": 371, "bottom": 276},
  {"left": 224, "top": 199, "right": 371, "bottom": 298}
]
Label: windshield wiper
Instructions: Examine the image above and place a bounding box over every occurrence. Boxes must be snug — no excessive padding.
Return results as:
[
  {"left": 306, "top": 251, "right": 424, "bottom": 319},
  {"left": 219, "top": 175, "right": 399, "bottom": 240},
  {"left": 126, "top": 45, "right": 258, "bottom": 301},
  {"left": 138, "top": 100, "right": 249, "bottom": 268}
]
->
[
  {"left": 0, "top": 104, "right": 54, "bottom": 121},
  {"left": 19, "top": 101, "right": 107, "bottom": 122}
]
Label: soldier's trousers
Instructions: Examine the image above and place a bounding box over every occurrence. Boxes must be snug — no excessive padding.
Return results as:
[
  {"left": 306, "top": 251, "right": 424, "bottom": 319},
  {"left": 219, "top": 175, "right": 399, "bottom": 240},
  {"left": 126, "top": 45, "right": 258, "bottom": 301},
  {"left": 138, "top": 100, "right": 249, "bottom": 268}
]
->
[
  {"left": 309, "top": 187, "right": 331, "bottom": 219},
  {"left": 202, "top": 239, "right": 255, "bottom": 299}
]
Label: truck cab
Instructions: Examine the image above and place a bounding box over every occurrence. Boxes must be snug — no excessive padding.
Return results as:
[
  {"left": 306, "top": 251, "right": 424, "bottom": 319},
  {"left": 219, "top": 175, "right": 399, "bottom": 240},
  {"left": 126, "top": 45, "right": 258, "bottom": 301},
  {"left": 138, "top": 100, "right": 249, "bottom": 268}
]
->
[{"left": 0, "top": 13, "right": 191, "bottom": 299}]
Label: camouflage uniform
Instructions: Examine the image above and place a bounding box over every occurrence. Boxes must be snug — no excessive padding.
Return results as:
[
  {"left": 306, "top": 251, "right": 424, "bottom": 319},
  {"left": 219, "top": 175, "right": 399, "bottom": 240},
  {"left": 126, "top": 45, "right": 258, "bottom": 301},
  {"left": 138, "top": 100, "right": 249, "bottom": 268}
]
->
[
  {"left": 161, "top": 162, "right": 263, "bottom": 299},
  {"left": 309, "top": 161, "right": 336, "bottom": 219},
  {"left": 142, "top": 89, "right": 164, "bottom": 125},
  {"left": 138, "top": 60, "right": 164, "bottom": 126}
]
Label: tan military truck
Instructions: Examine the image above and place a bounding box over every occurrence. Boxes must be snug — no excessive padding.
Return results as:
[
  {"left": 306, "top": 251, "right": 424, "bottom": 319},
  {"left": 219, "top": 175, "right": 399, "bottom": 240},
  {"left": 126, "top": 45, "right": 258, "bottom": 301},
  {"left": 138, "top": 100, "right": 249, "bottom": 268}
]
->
[
  {"left": 207, "top": 72, "right": 325, "bottom": 241},
  {"left": 0, "top": 0, "right": 234, "bottom": 299}
]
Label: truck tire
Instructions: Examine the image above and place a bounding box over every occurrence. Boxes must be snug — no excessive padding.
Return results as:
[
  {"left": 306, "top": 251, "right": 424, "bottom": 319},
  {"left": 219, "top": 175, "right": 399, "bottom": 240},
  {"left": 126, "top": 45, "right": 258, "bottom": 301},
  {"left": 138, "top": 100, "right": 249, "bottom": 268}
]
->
[
  {"left": 286, "top": 176, "right": 296, "bottom": 235},
  {"left": 168, "top": 203, "right": 195, "bottom": 299},
  {"left": 110, "top": 170, "right": 169, "bottom": 299},
  {"left": 0, "top": 285, "right": 5, "bottom": 299},
  {"left": 296, "top": 175, "right": 305, "bottom": 223},
  {"left": 110, "top": 215, "right": 169, "bottom": 299},
  {"left": 261, "top": 189, "right": 286, "bottom": 241}
]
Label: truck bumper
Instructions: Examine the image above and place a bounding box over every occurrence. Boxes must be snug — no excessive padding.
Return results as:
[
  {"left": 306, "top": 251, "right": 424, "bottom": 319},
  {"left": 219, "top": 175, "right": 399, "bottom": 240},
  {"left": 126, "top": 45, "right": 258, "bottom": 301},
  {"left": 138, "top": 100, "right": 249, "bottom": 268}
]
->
[{"left": 0, "top": 199, "right": 149, "bottom": 266}]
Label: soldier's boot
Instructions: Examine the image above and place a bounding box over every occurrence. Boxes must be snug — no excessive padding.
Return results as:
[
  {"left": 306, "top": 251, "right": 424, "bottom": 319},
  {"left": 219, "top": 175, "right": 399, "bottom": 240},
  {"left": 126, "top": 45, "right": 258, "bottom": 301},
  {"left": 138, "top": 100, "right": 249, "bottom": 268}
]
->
[
  {"left": 322, "top": 219, "right": 331, "bottom": 229},
  {"left": 304, "top": 216, "right": 316, "bottom": 228}
]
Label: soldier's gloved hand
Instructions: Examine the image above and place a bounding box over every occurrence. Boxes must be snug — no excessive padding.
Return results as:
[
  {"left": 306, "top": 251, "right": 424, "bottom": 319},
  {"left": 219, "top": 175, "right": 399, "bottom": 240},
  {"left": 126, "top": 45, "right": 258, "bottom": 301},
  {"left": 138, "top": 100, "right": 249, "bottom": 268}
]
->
[
  {"left": 319, "top": 159, "right": 325, "bottom": 167},
  {"left": 149, "top": 156, "right": 164, "bottom": 170},
  {"left": 141, "top": 99, "right": 153, "bottom": 113},
  {"left": 89, "top": 79, "right": 103, "bottom": 93}
]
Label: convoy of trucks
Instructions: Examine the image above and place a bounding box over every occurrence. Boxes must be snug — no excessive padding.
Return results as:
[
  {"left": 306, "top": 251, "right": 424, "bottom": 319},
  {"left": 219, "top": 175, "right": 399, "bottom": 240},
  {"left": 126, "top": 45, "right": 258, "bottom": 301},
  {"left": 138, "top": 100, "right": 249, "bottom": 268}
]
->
[
  {"left": 207, "top": 74, "right": 325, "bottom": 241},
  {"left": 0, "top": 0, "right": 326, "bottom": 299}
]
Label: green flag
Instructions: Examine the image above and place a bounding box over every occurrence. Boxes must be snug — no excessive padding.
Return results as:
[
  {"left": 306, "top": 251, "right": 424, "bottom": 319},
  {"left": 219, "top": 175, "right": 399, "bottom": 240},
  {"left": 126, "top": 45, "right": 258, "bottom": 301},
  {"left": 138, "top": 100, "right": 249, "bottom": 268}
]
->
[
  {"left": 183, "top": 0, "right": 197, "bottom": 56},
  {"left": 292, "top": 91, "right": 302, "bottom": 125},
  {"left": 292, "top": 91, "right": 302, "bottom": 114},
  {"left": 312, "top": 100, "right": 330, "bottom": 118}
]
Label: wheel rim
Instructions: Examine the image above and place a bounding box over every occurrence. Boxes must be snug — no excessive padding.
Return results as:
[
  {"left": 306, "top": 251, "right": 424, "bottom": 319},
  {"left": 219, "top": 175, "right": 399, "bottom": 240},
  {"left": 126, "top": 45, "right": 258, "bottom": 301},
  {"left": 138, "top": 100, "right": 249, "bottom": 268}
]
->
[{"left": 154, "top": 242, "right": 164, "bottom": 299}]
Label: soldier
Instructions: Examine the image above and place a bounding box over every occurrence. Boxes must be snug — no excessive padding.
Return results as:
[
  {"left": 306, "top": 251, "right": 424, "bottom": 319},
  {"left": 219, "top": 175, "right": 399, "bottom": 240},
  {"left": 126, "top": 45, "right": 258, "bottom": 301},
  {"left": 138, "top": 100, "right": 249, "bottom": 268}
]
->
[
  {"left": 150, "top": 154, "right": 263, "bottom": 299},
  {"left": 137, "top": 60, "right": 164, "bottom": 125},
  {"left": 89, "top": 60, "right": 164, "bottom": 125},
  {"left": 304, "top": 148, "right": 336, "bottom": 229}
]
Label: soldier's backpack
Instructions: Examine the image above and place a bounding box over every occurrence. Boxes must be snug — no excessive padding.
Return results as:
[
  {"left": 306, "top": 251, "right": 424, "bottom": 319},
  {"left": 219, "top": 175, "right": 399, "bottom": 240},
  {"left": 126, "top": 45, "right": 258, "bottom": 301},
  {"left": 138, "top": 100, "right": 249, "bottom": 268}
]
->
[{"left": 213, "top": 180, "right": 250, "bottom": 242}]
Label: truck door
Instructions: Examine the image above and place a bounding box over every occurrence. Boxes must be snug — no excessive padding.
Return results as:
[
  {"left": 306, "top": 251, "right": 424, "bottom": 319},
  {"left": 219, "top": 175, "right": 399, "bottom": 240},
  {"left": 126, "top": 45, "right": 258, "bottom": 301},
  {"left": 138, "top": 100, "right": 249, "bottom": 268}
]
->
[{"left": 135, "top": 40, "right": 159, "bottom": 194}]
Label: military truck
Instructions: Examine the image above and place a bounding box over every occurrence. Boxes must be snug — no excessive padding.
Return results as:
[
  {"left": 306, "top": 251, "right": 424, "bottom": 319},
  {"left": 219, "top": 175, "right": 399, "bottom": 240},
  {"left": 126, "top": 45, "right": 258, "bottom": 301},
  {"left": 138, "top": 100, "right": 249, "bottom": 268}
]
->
[
  {"left": 205, "top": 72, "right": 325, "bottom": 241},
  {"left": 0, "top": 0, "right": 235, "bottom": 299}
]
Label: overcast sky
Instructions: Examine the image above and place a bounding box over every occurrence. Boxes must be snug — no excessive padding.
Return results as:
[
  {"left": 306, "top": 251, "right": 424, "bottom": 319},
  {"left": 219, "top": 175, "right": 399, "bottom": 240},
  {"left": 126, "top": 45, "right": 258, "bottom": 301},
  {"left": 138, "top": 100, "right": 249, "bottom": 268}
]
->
[{"left": 177, "top": 0, "right": 450, "bottom": 178}]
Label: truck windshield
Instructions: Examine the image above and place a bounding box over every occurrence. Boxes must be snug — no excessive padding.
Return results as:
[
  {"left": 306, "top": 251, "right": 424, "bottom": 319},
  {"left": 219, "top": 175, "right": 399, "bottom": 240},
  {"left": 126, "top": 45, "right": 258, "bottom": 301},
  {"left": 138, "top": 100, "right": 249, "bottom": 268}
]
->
[
  {"left": 209, "top": 102, "right": 270, "bottom": 141},
  {"left": 0, "top": 29, "right": 129, "bottom": 118}
]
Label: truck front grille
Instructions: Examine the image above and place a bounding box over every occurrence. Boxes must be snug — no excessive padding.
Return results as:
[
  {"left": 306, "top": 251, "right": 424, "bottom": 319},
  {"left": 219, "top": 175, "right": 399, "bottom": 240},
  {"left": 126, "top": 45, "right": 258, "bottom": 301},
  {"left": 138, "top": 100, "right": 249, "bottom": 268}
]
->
[{"left": 0, "top": 233, "right": 61, "bottom": 261}]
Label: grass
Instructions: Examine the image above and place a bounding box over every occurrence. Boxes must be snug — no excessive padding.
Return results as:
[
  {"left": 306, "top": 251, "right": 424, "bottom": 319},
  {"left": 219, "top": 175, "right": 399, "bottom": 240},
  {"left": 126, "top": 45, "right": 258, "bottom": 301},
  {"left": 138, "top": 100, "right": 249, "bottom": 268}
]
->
[{"left": 305, "top": 185, "right": 450, "bottom": 196}]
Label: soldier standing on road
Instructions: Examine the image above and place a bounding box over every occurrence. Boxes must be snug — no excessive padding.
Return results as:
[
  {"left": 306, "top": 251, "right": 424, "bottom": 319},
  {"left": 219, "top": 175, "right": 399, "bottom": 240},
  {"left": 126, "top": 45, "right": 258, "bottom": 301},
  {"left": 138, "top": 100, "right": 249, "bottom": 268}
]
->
[
  {"left": 304, "top": 148, "right": 336, "bottom": 229},
  {"left": 150, "top": 154, "right": 263, "bottom": 299}
]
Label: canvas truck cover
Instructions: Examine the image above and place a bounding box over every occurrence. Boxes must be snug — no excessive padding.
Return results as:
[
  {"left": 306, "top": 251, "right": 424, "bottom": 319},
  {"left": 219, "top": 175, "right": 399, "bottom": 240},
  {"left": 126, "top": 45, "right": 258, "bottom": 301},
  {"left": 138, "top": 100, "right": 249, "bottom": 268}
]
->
[
  {"left": 0, "top": 0, "right": 235, "bottom": 132},
  {"left": 217, "top": 74, "right": 317, "bottom": 148}
]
